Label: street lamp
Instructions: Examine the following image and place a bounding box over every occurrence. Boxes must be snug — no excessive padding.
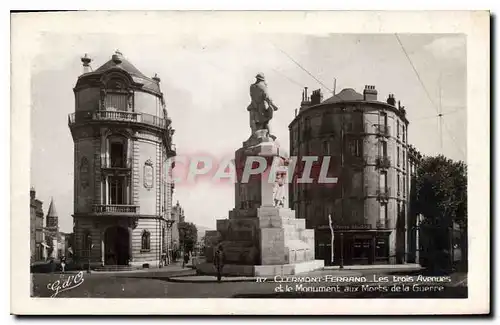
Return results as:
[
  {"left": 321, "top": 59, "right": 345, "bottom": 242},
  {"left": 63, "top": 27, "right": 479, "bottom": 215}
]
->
[
  {"left": 165, "top": 219, "right": 175, "bottom": 265},
  {"left": 340, "top": 232, "right": 344, "bottom": 269}
]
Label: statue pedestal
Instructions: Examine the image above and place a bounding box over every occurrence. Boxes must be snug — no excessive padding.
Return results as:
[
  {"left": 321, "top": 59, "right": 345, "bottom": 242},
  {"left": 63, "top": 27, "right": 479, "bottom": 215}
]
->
[{"left": 198, "top": 133, "right": 324, "bottom": 276}]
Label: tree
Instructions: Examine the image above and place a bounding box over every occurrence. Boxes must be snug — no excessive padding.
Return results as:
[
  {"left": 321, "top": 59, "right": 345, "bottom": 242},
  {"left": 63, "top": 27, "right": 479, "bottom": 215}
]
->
[
  {"left": 412, "top": 155, "right": 467, "bottom": 270},
  {"left": 178, "top": 222, "right": 198, "bottom": 254}
]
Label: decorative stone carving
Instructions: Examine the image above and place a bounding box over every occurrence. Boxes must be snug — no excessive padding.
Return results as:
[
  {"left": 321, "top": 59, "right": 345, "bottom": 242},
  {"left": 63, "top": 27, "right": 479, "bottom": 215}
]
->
[
  {"left": 144, "top": 159, "right": 154, "bottom": 190},
  {"left": 272, "top": 172, "right": 286, "bottom": 208},
  {"left": 80, "top": 157, "right": 90, "bottom": 189}
]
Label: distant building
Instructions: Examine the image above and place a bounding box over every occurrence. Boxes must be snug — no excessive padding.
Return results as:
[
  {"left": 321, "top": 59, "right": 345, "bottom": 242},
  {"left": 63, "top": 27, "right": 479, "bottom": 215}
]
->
[
  {"left": 44, "top": 198, "right": 60, "bottom": 259},
  {"left": 289, "top": 85, "right": 415, "bottom": 265},
  {"left": 68, "top": 51, "right": 176, "bottom": 268},
  {"left": 171, "top": 201, "right": 185, "bottom": 251},
  {"left": 30, "top": 188, "right": 46, "bottom": 262}
]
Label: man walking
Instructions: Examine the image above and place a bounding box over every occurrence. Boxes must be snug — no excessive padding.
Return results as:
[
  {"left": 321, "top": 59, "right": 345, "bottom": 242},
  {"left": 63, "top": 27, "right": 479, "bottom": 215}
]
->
[{"left": 213, "top": 245, "right": 225, "bottom": 282}]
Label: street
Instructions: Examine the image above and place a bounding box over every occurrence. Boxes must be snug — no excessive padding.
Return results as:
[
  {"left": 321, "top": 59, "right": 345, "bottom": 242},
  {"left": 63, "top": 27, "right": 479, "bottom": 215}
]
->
[{"left": 31, "top": 269, "right": 468, "bottom": 299}]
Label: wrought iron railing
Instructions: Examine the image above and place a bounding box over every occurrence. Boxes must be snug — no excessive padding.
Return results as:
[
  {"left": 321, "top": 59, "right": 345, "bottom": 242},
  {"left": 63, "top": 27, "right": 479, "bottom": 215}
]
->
[
  {"left": 376, "top": 187, "right": 390, "bottom": 201},
  {"left": 68, "top": 110, "right": 170, "bottom": 130},
  {"left": 101, "top": 157, "right": 133, "bottom": 169},
  {"left": 375, "top": 155, "right": 391, "bottom": 169},
  {"left": 374, "top": 124, "right": 391, "bottom": 137},
  {"left": 93, "top": 205, "right": 138, "bottom": 213}
]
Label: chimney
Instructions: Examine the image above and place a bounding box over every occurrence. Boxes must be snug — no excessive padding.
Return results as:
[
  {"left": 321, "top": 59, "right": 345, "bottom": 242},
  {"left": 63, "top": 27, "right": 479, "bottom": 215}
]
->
[
  {"left": 310, "top": 89, "right": 323, "bottom": 105},
  {"left": 387, "top": 94, "right": 396, "bottom": 106},
  {"left": 363, "top": 85, "right": 378, "bottom": 101},
  {"left": 112, "top": 50, "right": 123, "bottom": 64},
  {"left": 300, "top": 87, "right": 312, "bottom": 110},
  {"left": 81, "top": 54, "right": 92, "bottom": 74},
  {"left": 30, "top": 187, "right": 35, "bottom": 200},
  {"left": 294, "top": 108, "right": 298, "bottom": 117}
]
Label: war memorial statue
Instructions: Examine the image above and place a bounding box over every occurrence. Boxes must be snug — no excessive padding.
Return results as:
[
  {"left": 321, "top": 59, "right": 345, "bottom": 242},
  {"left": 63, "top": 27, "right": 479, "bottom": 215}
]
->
[
  {"left": 196, "top": 73, "right": 323, "bottom": 277},
  {"left": 247, "top": 73, "right": 279, "bottom": 138}
]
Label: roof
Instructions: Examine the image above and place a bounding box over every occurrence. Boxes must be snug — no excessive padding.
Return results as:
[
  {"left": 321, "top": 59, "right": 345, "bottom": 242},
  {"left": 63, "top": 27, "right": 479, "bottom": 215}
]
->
[
  {"left": 321, "top": 88, "right": 364, "bottom": 104},
  {"left": 94, "top": 55, "right": 149, "bottom": 79},
  {"left": 78, "top": 51, "right": 161, "bottom": 94},
  {"left": 46, "top": 198, "right": 58, "bottom": 218}
]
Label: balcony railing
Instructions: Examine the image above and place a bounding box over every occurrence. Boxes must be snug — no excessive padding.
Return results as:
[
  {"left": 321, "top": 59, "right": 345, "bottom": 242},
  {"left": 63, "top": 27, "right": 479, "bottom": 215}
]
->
[
  {"left": 376, "top": 155, "right": 391, "bottom": 169},
  {"left": 376, "top": 187, "right": 390, "bottom": 201},
  {"left": 375, "top": 124, "right": 391, "bottom": 137},
  {"left": 93, "top": 204, "right": 138, "bottom": 214},
  {"left": 101, "top": 157, "right": 133, "bottom": 169},
  {"left": 68, "top": 110, "right": 171, "bottom": 130}
]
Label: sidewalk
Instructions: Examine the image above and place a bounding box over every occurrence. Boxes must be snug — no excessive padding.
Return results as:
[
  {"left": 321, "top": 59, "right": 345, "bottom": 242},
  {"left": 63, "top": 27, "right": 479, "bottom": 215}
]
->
[
  {"left": 323, "top": 263, "right": 423, "bottom": 271},
  {"left": 57, "top": 262, "right": 196, "bottom": 277}
]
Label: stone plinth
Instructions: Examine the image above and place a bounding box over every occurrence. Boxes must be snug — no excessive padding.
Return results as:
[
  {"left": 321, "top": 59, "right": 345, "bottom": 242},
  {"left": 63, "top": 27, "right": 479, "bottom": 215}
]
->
[{"left": 198, "top": 132, "right": 323, "bottom": 276}]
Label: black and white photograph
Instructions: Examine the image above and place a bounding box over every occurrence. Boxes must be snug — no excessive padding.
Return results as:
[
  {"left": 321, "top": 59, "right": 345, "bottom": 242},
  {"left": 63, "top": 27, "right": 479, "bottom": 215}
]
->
[{"left": 10, "top": 10, "right": 489, "bottom": 315}]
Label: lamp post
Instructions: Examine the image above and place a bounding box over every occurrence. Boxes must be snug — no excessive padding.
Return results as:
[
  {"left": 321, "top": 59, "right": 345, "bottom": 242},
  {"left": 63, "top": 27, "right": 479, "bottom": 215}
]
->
[
  {"left": 87, "top": 237, "right": 93, "bottom": 274},
  {"left": 340, "top": 232, "right": 344, "bottom": 269},
  {"left": 166, "top": 219, "right": 175, "bottom": 265}
]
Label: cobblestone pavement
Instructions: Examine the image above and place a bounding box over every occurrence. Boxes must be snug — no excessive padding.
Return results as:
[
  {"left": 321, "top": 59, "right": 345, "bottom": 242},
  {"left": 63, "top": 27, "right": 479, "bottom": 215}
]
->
[{"left": 31, "top": 270, "right": 467, "bottom": 298}]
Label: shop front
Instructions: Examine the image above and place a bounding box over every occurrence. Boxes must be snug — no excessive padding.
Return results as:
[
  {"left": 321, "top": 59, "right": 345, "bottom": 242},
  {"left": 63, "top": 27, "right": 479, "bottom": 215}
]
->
[{"left": 315, "top": 225, "right": 391, "bottom": 266}]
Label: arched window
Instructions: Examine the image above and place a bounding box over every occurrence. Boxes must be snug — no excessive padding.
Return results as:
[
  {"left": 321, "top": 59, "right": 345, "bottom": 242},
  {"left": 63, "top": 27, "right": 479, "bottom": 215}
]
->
[{"left": 141, "top": 230, "right": 151, "bottom": 251}]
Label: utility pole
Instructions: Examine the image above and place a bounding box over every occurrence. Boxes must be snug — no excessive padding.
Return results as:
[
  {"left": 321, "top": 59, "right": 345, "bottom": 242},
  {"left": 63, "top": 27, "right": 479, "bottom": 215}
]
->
[{"left": 438, "top": 73, "right": 443, "bottom": 151}]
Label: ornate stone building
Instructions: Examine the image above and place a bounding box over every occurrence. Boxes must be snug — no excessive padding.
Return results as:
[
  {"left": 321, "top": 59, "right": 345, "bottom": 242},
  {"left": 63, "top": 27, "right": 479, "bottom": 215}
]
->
[
  {"left": 289, "top": 85, "right": 412, "bottom": 265},
  {"left": 30, "top": 187, "right": 45, "bottom": 262},
  {"left": 68, "top": 51, "right": 176, "bottom": 268}
]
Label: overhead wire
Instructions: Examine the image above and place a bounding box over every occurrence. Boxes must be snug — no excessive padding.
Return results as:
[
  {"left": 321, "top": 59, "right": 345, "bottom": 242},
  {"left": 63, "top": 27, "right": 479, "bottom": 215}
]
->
[{"left": 395, "top": 34, "right": 466, "bottom": 159}]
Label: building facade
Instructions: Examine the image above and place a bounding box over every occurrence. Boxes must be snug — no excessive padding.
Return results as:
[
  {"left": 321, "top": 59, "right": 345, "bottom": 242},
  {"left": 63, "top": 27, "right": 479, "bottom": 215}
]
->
[
  {"left": 30, "top": 188, "right": 45, "bottom": 262},
  {"left": 68, "top": 51, "right": 176, "bottom": 268},
  {"left": 289, "top": 85, "right": 411, "bottom": 265}
]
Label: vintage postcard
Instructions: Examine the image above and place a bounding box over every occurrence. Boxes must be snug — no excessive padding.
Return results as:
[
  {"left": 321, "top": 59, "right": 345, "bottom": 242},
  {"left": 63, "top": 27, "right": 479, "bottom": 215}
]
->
[{"left": 11, "top": 10, "right": 490, "bottom": 315}]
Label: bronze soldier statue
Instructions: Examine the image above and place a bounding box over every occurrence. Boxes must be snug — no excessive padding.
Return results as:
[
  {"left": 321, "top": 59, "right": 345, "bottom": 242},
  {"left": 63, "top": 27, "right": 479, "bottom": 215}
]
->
[{"left": 247, "top": 73, "right": 279, "bottom": 138}]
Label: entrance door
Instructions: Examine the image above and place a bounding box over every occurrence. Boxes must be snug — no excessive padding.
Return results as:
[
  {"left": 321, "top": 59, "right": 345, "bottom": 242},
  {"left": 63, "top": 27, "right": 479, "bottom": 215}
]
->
[{"left": 104, "top": 226, "right": 130, "bottom": 265}]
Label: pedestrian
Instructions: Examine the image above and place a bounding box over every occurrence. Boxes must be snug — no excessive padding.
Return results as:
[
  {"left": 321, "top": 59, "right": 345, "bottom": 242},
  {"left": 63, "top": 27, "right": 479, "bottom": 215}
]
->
[
  {"left": 183, "top": 251, "right": 190, "bottom": 268},
  {"left": 213, "top": 245, "right": 225, "bottom": 282},
  {"left": 60, "top": 256, "right": 66, "bottom": 273}
]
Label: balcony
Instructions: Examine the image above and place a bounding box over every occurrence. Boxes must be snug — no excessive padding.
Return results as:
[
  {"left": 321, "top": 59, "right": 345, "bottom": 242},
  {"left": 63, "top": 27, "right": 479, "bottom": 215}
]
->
[
  {"left": 68, "top": 110, "right": 171, "bottom": 130},
  {"left": 376, "top": 220, "right": 387, "bottom": 229},
  {"left": 101, "top": 157, "right": 132, "bottom": 170},
  {"left": 375, "top": 155, "right": 391, "bottom": 169},
  {"left": 93, "top": 204, "right": 138, "bottom": 214},
  {"left": 376, "top": 187, "right": 390, "bottom": 201},
  {"left": 374, "top": 124, "right": 391, "bottom": 137}
]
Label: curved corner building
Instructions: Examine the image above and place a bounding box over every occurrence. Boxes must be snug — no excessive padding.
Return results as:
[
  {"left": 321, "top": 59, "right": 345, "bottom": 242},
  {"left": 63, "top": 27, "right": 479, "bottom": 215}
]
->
[
  {"left": 68, "top": 51, "right": 176, "bottom": 269},
  {"left": 289, "top": 85, "right": 412, "bottom": 265}
]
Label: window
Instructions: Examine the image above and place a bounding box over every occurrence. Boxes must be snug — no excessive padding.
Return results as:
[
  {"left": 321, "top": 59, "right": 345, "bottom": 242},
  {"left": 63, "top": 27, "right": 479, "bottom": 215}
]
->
[
  {"left": 397, "top": 147, "right": 400, "bottom": 166},
  {"left": 380, "top": 171, "right": 388, "bottom": 191},
  {"left": 110, "top": 142, "right": 125, "bottom": 167},
  {"left": 403, "top": 177, "right": 406, "bottom": 197},
  {"left": 379, "top": 204, "right": 388, "bottom": 227},
  {"left": 397, "top": 120, "right": 400, "bottom": 138},
  {"left": 402, "top": 126, "right": 406, "bottom": 143},
  {"left": 397, "top": 174, "right": 400, "bottom": 194},
  {"left": 349, "top": 139, "right": 361, "bottom": 157},
  {"left": 141, "top": 231, "right": 151, "bottom": 251},
  {"left": 379, "top": 140, "right": 388, "bottom": 157},
  {"left": 109, "top": 176, "right": 125, "bottom": 205},
  {"left": 402, "top": 151, "right": 406, "bottom": 169},
  {"left": 380, "top": 111, "right": 388, "bottom": 126},
  {"left": 105, "top": 93, "right": 128, "bottom": 111}
]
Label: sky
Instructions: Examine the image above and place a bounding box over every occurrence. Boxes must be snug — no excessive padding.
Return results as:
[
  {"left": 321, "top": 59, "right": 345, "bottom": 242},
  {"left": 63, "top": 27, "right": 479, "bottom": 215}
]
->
[{"left": 30, "top": 32, "right": 466, "bottom": 232}]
